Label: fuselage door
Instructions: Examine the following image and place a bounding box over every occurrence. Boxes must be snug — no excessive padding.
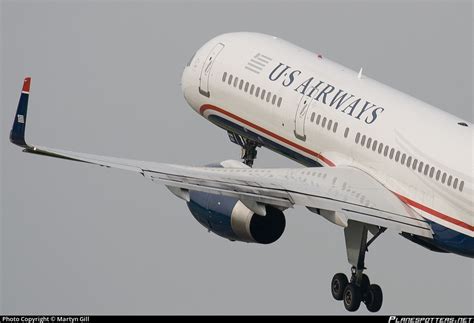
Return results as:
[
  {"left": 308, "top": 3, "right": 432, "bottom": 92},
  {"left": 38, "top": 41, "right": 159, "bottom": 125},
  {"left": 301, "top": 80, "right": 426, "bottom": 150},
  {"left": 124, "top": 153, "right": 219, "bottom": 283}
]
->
[
  {"left": 199, "top": 42, "right": 225, "bottom": 98},
  {"left": 294, "top": 92, "right": 315, "bottom": 141}
]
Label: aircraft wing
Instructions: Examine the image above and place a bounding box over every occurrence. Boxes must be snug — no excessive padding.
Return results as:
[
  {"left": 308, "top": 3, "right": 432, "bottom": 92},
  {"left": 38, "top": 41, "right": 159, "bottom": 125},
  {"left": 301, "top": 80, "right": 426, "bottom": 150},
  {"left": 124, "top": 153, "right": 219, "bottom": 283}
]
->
[{"left": 10, "top": 77, "right": 433, "bottom": 239}]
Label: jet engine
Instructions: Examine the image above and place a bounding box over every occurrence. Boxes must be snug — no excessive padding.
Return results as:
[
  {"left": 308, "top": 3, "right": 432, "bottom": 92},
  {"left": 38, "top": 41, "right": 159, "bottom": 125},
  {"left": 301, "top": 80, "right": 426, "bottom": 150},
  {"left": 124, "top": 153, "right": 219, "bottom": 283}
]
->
[
  {"left": 187, "top": 190, "right": 286, "bottom": 244},
  {"left": 168, "top": 160, "right": 286, "bottom": 244}
]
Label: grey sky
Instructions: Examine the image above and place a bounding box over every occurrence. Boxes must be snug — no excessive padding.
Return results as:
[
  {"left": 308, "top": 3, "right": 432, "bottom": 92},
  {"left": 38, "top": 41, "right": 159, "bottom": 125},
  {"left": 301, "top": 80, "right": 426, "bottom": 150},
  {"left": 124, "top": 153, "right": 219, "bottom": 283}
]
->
[{"left": 1, "top": 0, "right": 472, "bottom": 314}]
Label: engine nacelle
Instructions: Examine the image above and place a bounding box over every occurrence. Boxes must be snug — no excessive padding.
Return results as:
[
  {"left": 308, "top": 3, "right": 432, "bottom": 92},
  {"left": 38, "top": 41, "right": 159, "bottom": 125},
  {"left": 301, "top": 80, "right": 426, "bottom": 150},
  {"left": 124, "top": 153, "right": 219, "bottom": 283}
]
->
[{"left": 187, "top": 190, "right": 286, "bottom": 244}]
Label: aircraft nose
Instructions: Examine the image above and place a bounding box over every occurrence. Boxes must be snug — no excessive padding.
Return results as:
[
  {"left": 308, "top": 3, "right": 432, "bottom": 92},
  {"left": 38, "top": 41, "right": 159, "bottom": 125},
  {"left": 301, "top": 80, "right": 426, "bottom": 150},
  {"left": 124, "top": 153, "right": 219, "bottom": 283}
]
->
[
  {"left": 181, "top": 65, "right": 190, "bottom": 94},
  {"left": 181, "top": 52, "right": 202, "bottom": 113},
  {"left": 181, "top": 65, "right": 194, "bottom": 110}
]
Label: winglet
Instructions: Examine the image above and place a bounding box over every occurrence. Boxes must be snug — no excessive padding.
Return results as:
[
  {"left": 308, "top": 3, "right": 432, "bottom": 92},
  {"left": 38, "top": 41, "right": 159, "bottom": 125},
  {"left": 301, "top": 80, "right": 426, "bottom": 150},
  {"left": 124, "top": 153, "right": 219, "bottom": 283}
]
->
[{"left": 10, "top": 77, "right": 31, "bottom": 148}]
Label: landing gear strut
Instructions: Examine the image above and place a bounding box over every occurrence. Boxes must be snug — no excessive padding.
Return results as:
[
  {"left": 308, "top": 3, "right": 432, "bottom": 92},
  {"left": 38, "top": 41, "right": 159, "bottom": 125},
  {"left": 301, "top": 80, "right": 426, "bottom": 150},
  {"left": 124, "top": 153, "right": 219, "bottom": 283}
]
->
[
  {"left": 227, "top": 131, "right": 259, "bottom": 168},
  {"left": 331, "top": 221, "right": 385, "bottom": 312},
  {"left": 241, "top": 140, "right": 258, "bottom": 167}
]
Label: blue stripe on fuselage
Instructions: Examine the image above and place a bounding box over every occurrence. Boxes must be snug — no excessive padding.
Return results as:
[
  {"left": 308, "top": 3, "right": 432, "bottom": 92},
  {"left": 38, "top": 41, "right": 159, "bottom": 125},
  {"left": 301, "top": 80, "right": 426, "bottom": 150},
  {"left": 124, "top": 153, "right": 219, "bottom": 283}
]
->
[{"left": 429, "top": 221, "right": 474, "bottom": 258}]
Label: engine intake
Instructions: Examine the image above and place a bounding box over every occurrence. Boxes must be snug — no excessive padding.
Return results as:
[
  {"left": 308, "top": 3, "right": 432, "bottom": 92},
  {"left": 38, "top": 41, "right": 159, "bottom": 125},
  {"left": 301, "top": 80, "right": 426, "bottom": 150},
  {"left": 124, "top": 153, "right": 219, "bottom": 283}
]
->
[{"left": 187, "top": 190, "right": 286, "bottom": 244}]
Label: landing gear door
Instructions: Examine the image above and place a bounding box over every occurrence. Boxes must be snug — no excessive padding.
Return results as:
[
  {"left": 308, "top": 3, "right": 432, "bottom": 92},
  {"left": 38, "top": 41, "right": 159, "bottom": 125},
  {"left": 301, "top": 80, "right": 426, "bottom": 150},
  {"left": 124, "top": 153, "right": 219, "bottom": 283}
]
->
[
  {"left": 199, "top": 43, "right": 225, "bottom": 98},
  {"left": 294, "top": 93, "right": 314, "bottom": 142}
]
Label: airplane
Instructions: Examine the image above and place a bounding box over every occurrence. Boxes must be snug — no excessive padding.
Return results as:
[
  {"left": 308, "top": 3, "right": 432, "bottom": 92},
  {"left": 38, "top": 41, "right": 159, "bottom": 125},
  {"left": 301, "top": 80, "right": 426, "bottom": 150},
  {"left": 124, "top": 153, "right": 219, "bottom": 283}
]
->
[{"left": 10, "top": 32, "right": 473, "bottom": 313}]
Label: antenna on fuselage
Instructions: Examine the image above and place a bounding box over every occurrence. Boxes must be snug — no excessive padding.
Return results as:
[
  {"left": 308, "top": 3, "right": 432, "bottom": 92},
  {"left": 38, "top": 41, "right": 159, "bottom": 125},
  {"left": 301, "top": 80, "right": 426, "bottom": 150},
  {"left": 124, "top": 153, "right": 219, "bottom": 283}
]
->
[{"left": 358, "top": 67, "right": 363, "bottom": 79}]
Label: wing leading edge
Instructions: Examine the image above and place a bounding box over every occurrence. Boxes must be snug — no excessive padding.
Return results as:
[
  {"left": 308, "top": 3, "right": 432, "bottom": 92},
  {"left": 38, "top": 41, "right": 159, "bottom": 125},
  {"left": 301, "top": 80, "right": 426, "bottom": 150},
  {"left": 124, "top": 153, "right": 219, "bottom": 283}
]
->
[{"left": 10, "top": 77, "right": 433, "bottom": 239}]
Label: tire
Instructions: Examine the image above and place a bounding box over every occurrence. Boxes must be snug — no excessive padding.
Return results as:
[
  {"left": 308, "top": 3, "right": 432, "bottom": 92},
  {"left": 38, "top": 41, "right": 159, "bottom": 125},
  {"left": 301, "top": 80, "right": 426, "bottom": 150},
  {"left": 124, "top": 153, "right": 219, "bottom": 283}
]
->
[
  {"left": 331, "top": 273, "right": 349, "bottom": 301},
  {"left": 365, "top": 284, "right": 383, "bottom": 312},
  {"left": 343, "top": 284, "right": 362, "bottom": 312},
  {"left": 360, "top": 274, "right": 370, "bottom": 292}
]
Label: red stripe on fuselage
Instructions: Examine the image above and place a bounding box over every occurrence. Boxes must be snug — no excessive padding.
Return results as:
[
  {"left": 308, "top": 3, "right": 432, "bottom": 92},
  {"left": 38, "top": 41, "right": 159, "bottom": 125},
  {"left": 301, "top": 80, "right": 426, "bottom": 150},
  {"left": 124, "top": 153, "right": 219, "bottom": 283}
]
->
[
  {"left": 394, "top": 193, "right": 473, "bottom": 232},
  {"left": 199, "top": 104, "right": 473, "bottom": 233},
  {"left": 200, "top": 104, "right": 335, "bottom": 167}
]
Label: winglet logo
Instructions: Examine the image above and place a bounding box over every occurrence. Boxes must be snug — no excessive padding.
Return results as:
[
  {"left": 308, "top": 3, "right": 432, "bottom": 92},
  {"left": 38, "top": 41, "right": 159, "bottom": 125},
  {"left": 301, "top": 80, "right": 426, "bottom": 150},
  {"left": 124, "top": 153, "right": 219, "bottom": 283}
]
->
[
  {"left": 268, "top": 62, "right": 385, "bottom": 125},
  {"left": 17, "top": 114, "right": 24, "bottom": 124}
]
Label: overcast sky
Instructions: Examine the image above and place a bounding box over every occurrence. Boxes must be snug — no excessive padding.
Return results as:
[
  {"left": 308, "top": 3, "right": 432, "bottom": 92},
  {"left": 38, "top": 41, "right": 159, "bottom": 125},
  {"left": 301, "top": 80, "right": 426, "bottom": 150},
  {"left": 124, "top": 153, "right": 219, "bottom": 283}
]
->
[{"left": 1, "top": 0, "right": 472, "bottom": 315}]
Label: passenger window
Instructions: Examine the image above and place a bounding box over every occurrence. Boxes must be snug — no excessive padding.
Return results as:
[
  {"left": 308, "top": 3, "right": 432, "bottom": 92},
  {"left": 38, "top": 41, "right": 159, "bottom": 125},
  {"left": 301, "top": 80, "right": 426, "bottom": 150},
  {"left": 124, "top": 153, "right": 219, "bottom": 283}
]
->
[
  {"left": 272, "top": 95, "right": 277, "bottom": 105},
  {"left": 266, "top": 92, "right": 272, "bottom": 102},
  {"left": 277, "top": 97, "right": 282, "bottom": 107},
  {"left": 255, "top": 87, "right": 260, "bottom": 97},
  {"left": 261, "top": 89, "right": 266, "bottom": 100},
  {"left": 429, "top": 167, "right": 435, "bottom": 178},
  {"left": 333, "top": 122, "right": 338, "bottom": 133},
  {"left": 316, "top": 115, "right": 321, "bottom": 125},
  {"left": 222, "top": 72, "right": 227, "bottom": 82},
  {"left": 234, "top": 77, "right": 239, "bottom": 87},
  {"left": 327, "top": 119, "right": 333, "bottom": 130},
  {"left": 244, "top": 82, "right": 249, "bottom": 92},
  {"left": 378, "top": 143, "right": 383, "bottom": 154},
  {"left": 344, "top": 127, "right": 349, "bottom": 138},
  {"left": 395, "top": 151, "right": 400, "bottom": 162},
  {"left": 453, "top": 178, "right": 458, "bottom": 189},
  {"left": 239, "top": 79, "right": 244, "bottom": 90},
  {"left": 310, "top": 112, "right": 315, "bottom": 122},
  {"left": 401, "top": 153, "right": 406, "bottom": 164},
  {"left": 406, "top": 156, "right": 412, "bottom": 167},
  {"left": 366, "top": 137, "right": 372, "bottom": 149},
  {"left": 412, "top": 159, "right": 418, "bottom": 170},
  {"left": 355, "top": 132, "right": 360, "bottom": 143},
  {"left": 389, "top": 148, "right": 394, "bottom": 159},
  {"left": 228, "top": 74, "right": 233, "bottom": 85},
  {"left": 250, "top": 84, "right": 255, "bottom": 95},
  {"left": 441, "top": 172, "right": 447, "bottom": 183},
  {"left": 459, "top": 180, "right": 464, "bottom": 191},
  {"left": 384, "top": 146, "right": 389, "bottom": 157},
  {"left": 322, "top": 117, "right": 327, "bottom": 128},
  {"left": 424, "top": 164, "right": 429, "bottom": 175},
  {"left": 372, "top": 140, "right": 378, "bottom": 151},
  {"left": 361, "top": 135, "right": 366, "bottom": 146},
  {"left": 436, "top": 170, "right": 441, "bottom": 180},
  {"left": 418, "top": 161, "right": 424, "bottom": 173},
  {"left": 447, "top": 175, "right": 452, "bottom": 186}
]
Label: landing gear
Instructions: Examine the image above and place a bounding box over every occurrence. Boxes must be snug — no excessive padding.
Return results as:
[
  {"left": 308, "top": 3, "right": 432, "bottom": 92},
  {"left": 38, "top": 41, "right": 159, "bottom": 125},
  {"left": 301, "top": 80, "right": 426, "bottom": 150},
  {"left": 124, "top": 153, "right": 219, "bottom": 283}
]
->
[
  {"left": 227, "top": 131, "right": 260, "bottom": 168},
  {"left": 334, "top": 269, "right": 382, "bottom": 312},
  {"left": 365, "top": 284, "right": 383, "bottom": 312},
  {"left": 330, "top": 221, "right": 385, "bottom": 312},
  {"left": 241, "top": 140, "right": 258, "bottom": 167},
  {"left": 343, "top": 282, "right": 362, "bottom": 312},
  {"left": 331, "top": 273, "right": 348, "bottom": 300}
]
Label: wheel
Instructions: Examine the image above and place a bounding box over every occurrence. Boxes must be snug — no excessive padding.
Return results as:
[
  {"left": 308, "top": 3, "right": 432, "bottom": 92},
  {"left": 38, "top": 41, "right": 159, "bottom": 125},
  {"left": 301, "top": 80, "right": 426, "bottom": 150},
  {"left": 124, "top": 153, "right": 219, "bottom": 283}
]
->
[
  {"left": 343, "top": 284, "right": 362, "bottom": 312},
  {"left": 365, "top": 284, "right": 383, "bottom": 312},
  {"left": 331, "top": 273, "right": 349, "bottom": 301},
  {"left": 360, "top": 274, "right": 370, "bottom": 292}
]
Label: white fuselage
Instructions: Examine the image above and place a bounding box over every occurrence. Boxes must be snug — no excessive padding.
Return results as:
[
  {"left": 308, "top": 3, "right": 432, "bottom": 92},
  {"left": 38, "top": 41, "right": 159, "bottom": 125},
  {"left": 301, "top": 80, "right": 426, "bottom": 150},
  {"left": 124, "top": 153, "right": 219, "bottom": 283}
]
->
[{"left": 181, "top": 32, "right": 473, "bottom": 238}]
